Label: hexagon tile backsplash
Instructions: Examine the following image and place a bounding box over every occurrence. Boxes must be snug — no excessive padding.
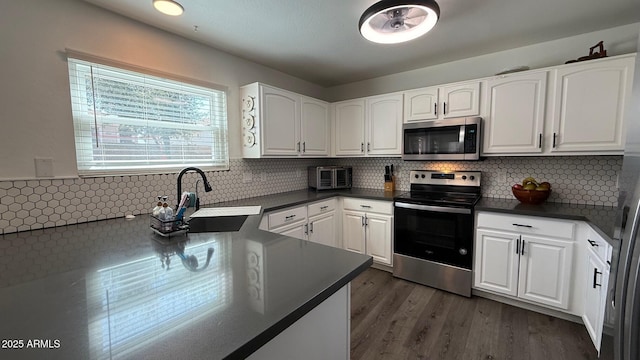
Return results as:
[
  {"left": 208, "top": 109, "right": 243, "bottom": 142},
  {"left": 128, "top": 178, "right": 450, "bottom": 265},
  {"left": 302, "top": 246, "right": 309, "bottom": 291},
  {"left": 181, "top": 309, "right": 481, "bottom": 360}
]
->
[{"left": 0, "top": 156, "right": 622, "bottom": 234}]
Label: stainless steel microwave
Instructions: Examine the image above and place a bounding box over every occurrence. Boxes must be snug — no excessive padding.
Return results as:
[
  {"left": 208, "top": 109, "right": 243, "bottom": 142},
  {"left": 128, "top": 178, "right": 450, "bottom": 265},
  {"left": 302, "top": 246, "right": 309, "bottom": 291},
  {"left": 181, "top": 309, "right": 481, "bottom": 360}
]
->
[
  {"left": 402, "top": 117, "right": 482, "bottom": 161},
  {"left": 308, "top": 166, "right": 352, "bottom": 190}
]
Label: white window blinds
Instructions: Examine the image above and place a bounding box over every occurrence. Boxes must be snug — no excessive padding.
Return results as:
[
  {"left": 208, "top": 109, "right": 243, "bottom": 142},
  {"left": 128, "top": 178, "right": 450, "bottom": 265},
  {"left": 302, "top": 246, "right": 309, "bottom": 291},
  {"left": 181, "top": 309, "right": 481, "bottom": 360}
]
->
[{"left": 67, "top": 57, "right": 229, "bottom": 176}]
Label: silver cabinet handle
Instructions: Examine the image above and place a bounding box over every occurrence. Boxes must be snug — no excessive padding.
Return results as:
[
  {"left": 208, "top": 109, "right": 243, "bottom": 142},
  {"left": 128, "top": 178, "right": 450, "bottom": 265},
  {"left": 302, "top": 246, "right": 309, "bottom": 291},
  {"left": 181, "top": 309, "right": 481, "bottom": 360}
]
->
[
  {"left": 309, "top": 222, "right": 314, "bottom": 233},
  {"left": 361, "top": 216, "right": 365, "bottom": 226},
  {"left": 304, "top": 223, "right": 308, "bottom": 235},
  {"left": 364, "top": 215, "right": 368, "bottom": 226},
  {"left": 512, "top": 223, "right": 532, "bottom": 228}
]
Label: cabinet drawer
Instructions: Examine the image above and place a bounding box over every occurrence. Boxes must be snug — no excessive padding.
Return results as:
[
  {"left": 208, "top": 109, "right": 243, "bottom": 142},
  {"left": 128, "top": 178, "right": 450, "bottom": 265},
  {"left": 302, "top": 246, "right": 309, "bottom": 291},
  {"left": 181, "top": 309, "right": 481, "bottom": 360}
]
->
[
  {"left": 268, "top": 206, "right": 307, "bottom": 230},
  {"left": 477, "top": 212, "right": 575, "bottom": 240},
  {"left": 308, "top": 198, "right": 337, "bottom": 217},
  {"left": 343, "top": 198, "right": 393, "bottom": 214},
  {"left": 586, "top": 227, "right": 611, "bottom": 264}
]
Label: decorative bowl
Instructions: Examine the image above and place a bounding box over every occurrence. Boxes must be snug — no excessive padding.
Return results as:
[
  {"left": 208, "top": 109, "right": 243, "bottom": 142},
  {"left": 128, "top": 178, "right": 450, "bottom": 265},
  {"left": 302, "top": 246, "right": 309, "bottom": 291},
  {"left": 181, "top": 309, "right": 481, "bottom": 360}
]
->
[{"left": 512, "top": 188, "right": 551, "bottom": 204}]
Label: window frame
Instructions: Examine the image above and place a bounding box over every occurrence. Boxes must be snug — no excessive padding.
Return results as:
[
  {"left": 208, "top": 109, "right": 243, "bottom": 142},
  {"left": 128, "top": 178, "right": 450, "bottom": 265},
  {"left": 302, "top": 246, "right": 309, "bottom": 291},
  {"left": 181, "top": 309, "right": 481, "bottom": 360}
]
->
[{"left": 66, "top": 50, "right": 230, "bottom": 177}]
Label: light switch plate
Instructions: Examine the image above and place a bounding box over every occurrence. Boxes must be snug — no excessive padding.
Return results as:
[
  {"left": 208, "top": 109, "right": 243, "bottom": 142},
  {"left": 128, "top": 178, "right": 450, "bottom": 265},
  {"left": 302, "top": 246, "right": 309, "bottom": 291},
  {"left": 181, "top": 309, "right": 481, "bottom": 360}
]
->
[{"left": 34, "top": 157, "right": 53, "bottom": 177}]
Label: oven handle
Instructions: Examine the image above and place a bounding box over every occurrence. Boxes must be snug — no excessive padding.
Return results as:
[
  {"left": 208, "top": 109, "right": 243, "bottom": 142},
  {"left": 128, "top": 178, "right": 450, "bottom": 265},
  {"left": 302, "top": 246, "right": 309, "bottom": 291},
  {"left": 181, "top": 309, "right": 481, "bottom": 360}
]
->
[{"left": 394, "top": 202, "right": 472, "bottom": 214}]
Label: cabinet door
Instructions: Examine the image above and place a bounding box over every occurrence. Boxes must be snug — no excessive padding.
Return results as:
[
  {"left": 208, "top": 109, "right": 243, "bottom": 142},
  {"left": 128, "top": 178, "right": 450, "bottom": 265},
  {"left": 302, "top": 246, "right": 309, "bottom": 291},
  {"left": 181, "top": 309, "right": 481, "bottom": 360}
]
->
[
  {"left": 550, "top": 56, "right": 634, "bottom": 152},
  {"left": 334, "top": 99, "right": 366, "bottom": 156},
  {"left": 483, "top": 72, "right": 547, "bottom": 154},
  {"left": 366, "top": 94, "right": 403, "bottom": 156},
  {"left": 366, "top": 94, "right": 402, "bottom": 155},
  {"left": 300, "top": 96, "right": 330, "bottom": 156},
  {"left": 403, "top": 87, "right": 438, "bottom": 122},
  {"left": 273, "top": 221, "right": 307, "bottom": 240},
  {"left": 518, "top": 235, "right": 573, "bottom": 309},
  {"left": 261, "top": 86, "right": 300, "bottom": 156},
  {"left": 474, "top": 229, "right": 519, "bottom": 297},
  {"left": 365, "top": 213, "right": 393, "bottom": 266},
  {"left": 342, "top": 210, "right": 366, "bottom": 254},
  {"left": 439, "top": 82, "right": 481, "bottom": 118},
  {"left": 582, "top": 250, "right": 608, "bottom": 354},
  {"left": 308, "top": 211, "right": 337, "bottom": 248}
]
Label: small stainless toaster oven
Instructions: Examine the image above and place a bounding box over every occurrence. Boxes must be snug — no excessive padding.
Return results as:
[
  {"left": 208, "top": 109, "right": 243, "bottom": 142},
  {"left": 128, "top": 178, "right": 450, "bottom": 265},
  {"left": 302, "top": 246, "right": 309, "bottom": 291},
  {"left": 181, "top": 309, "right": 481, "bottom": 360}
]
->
[{"left": 308, "top": 166, "right": 352, "bottom": 190}]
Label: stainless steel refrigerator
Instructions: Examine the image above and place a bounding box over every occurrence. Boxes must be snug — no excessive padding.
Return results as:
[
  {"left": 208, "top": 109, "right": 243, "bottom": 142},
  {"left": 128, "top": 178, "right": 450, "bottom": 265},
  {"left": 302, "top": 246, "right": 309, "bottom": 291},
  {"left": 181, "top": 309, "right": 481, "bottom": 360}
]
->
[{"left": 608, "top": 32, "right": 640, "bottom": 360}]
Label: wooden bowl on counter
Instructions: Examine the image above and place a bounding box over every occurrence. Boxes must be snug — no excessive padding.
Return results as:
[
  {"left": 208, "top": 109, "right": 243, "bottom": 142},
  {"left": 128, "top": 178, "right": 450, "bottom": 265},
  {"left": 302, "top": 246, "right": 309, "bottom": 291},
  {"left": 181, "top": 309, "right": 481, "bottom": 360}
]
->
[{"left": 512, "top": 187, "right": 551, "bottom": 204}]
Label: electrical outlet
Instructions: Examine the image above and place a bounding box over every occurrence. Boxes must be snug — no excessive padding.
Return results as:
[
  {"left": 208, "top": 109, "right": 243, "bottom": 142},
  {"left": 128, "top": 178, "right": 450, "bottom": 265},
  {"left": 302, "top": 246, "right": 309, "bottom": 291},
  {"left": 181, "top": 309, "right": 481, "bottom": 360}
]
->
[
  {"left": 497, "top": 171, "right": 507, "bottom": 183},
  {"left": 242, "top": 172, "right": 252, "bottom": 183}
]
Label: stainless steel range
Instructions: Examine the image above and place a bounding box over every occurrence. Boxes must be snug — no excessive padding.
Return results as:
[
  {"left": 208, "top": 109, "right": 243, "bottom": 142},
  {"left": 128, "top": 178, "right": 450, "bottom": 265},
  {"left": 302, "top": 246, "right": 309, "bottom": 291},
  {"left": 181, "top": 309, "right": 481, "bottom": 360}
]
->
[{"left": 393, "top": 170, "right": 481, "bottom": 297}]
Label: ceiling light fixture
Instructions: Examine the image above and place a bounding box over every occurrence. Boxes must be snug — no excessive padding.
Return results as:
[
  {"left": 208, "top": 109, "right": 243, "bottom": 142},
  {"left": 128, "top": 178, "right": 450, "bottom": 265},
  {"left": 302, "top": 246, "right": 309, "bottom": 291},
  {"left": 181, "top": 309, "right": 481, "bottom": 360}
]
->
[
  {"left": 153, "top": 0, "right": 184, "bottom": 16},
  {"left": 359, "top": 0, "right": 440, "bottom": 44}
]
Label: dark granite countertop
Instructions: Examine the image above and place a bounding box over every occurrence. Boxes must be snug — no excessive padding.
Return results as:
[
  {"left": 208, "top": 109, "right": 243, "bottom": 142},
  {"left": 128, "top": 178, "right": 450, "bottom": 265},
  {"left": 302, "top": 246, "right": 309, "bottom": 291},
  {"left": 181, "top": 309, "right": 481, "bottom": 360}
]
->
[
  {"left": 214, "top": 188, "right": 402, "bottom": 212},
  {"left": 475, "top": 197, "right": 619, "bottom": 245},
  {"left": 0, "top": 209, "right": 372, "bottom": 359}
]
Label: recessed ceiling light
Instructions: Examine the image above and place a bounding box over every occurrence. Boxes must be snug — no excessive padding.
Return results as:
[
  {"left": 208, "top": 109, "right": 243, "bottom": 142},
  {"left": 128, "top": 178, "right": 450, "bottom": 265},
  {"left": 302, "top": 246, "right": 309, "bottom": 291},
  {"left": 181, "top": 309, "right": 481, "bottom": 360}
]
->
[
  {"left": 359, "top": 0, "right": 440, "bottom": 44},
  {"left": 153, "top": 0, "right": 184, "bottom": 16}
]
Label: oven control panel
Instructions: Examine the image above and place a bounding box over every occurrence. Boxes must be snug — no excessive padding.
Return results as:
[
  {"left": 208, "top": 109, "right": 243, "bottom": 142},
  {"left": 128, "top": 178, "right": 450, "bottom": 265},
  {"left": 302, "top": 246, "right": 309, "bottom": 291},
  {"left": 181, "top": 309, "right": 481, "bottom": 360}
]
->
[{"left": 409, "top": 170, "right": 481, "bottom": 187}]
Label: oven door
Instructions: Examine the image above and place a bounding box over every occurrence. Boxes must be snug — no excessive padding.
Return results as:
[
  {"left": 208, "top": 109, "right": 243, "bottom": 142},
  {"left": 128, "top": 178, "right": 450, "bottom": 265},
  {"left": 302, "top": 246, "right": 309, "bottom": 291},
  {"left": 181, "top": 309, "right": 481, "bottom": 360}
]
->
[{"left": 394, "top": 202, "right": 474, "bottom": 269}]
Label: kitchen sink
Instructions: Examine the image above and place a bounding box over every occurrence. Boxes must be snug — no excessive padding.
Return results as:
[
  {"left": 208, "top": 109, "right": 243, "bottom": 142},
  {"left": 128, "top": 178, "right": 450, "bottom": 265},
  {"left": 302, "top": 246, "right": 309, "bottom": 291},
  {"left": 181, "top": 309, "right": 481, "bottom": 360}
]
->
[{"left": 187, "top": 206, "right": 261, "bottom": 233}]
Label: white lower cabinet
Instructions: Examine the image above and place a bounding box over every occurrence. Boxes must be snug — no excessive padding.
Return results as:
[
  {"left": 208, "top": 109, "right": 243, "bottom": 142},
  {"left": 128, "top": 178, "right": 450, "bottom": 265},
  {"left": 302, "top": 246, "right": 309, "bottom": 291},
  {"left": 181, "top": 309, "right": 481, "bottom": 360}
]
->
[
  {"left": 342, "top": 198, "right": 393, "bottom": 266},
  {"left": 581, "top": 227, "right": 612, "bottom": 355},
  {"left": 308, "top": 211, "right": 337, "bottom": 248},
  {"left": 474, "top": 212, "right": 574, "bottom": 310},
  {"left": 261, "top": 199, "right": 340, "bottom": 247}
]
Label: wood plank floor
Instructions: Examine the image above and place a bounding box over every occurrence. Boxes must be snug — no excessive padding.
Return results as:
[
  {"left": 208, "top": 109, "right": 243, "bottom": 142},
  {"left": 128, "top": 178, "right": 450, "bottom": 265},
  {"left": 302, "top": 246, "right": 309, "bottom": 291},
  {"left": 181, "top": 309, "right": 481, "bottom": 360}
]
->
[{"left": 350, "top": 268, "right": 598, "bottom": 360}]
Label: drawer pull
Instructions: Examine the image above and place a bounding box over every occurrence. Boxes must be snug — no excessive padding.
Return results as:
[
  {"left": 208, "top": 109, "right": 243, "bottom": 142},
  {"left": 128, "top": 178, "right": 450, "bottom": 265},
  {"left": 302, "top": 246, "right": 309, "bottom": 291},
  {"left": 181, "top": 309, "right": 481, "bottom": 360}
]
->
[
  {"left": 512, "top": 223, "right": 532, "bottom": 228},
  {"left": 587, "top": 239, "right": 599, "bottom": 247},
  {"left": 285, "top": 214, "right": 296, "bottom": 221},
  {"left": 593, "top": 268, "right": 602, "bottom": 288},
  {"left": 360, "top": 205, "right": 372, "bottom": 209},
  {"left": 320, "top": 206, "right": 329, "bottom": 210}
]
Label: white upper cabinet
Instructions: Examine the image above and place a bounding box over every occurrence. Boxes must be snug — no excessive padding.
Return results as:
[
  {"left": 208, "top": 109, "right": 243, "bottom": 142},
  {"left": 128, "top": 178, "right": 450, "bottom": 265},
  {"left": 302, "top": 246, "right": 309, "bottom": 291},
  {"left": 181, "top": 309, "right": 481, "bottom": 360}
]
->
[
  {"left": 366, "top": 93, "right": 403, "bottom": 156},
  {"left": 403, "top": 87, "right": 438, "bottom": 121},
  {"left": 300, "top": 96, "right": 330, "bottom": 156},
  {"left": 241, "top": 83, "right": 330, "bottom": 158},
  {"left": 440, "top": 82, "right": 481, "bottom": 118},
  {"left": 261, "top": 86, "right": 300, "bottom": 156},
  {"left": 334, "top": 94, "right": 402, "bottom": 157},
  {"left": 549, "top": 55, "right": 635, "bottom": 153},
  {"left": 403, "top": 81, "right": 481, "bottom": 123},
  {"left": 482, "top": 71, "right": 547, "bottom": 154},
  {"left": 333, "top": 99, "right": 366, "bottom": 156}
]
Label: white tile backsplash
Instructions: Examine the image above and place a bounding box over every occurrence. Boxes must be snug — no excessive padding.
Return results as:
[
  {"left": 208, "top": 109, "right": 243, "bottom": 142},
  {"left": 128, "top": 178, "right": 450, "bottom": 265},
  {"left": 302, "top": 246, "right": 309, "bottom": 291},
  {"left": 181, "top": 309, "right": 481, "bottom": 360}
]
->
[{"left": 0, "top": 156, "right": 621, "bottom": 234}]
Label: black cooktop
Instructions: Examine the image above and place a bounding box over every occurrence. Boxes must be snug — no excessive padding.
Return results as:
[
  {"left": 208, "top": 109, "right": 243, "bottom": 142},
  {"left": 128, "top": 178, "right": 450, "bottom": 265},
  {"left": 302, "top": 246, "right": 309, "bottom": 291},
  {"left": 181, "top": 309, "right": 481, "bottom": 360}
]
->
[{"left": 395, "top": 191, "right": 481, "bottom": 207}]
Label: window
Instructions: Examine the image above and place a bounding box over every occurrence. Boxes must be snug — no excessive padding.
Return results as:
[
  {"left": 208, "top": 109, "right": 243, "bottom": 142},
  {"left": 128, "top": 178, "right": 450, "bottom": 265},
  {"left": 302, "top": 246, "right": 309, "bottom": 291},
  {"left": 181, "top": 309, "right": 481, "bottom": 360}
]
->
[{"left": 67, "top": 56, "right": 229, "bottom": 176}]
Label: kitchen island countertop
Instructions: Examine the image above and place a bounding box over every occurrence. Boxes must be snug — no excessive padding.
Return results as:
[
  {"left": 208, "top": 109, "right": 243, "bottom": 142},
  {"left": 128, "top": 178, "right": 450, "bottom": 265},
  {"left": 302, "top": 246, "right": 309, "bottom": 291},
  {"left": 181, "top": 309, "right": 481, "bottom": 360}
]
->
[{"left": 0, "top": 204, "right": 372, "bottom": 359}]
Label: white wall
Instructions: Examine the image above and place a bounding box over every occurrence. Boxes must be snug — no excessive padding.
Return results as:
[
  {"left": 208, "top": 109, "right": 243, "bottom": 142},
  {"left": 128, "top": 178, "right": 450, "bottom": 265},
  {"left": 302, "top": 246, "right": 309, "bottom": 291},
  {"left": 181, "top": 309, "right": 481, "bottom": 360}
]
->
[
  {"left": 326, "top": 23, "right": 640, "bottom": 101},
  {"left": 0, "top": 0, "right": 326, "bottom": 180}
]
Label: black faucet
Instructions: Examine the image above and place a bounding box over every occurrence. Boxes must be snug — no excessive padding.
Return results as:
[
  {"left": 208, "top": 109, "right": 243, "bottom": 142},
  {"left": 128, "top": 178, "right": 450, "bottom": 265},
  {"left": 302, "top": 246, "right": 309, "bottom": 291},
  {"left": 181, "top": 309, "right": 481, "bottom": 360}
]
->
[{"left": 177, "top": 167, "right": 212, "bottom": 211}]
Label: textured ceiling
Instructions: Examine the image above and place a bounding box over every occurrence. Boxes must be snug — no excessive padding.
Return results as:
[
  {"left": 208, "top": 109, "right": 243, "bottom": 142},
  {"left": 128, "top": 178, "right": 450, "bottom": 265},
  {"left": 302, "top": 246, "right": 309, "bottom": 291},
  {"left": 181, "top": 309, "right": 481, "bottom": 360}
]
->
[{"left": 83, "top": 0, "right": 640, "bottom": 86}]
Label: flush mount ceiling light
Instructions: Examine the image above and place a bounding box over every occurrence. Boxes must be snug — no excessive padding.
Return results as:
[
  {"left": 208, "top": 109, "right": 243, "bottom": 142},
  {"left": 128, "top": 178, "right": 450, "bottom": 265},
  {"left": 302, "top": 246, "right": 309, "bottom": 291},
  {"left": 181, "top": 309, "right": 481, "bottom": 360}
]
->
[
  {"left": 153, "top": 0, "right": 184, "bottom": 16},
  {"left": 359, "top": 0, "right": 440, "bottom": 44}
]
